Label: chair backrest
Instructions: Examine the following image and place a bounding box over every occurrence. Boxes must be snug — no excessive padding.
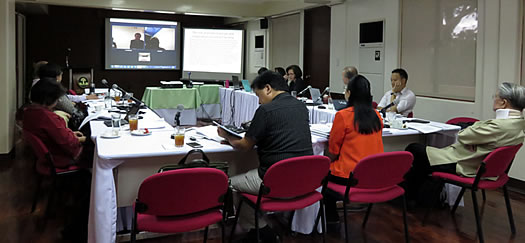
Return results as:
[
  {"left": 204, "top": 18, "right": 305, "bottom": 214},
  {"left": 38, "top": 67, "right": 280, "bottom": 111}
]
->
[
  {"left": 372, "top": 101, "right": 378, "bottom": 109},
  {"left": 137, "top": 168, "right": 229, "bottom": 216},
  {"left": 263, "top": 155, "right": 330, "bottom": 198},
  {"left": 446, "top": 117, "right": 479, "bottom": 125},
  {"left": 23, "top": 130, "right": 55, "bottom": 175},
  {"left": 482, "top": 144, "right": 522, "bottom": 178},
  {"left": 352, "top": 151, "right": 413, "bottom": 189},
  {"left": 407, "top": 112, "right": 414, "bottom": 118}
]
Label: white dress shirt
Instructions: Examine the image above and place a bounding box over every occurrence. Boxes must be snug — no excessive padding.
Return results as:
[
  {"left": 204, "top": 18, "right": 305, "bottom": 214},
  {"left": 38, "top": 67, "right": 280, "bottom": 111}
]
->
[{"left": 377, "top": 87, "right": 416, "bottom": 117}]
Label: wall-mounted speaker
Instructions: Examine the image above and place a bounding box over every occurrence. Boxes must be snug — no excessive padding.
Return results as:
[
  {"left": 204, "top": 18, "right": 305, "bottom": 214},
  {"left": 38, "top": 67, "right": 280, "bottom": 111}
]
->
[{"left": 260, "top": 18, "right": 268, "bottom": 29}]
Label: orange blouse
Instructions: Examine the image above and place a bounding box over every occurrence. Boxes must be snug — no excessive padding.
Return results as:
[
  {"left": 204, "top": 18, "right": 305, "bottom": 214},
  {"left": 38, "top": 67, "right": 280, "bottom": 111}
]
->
[{"left": 328, "top": 107, "right": 384, "bottom": 178}]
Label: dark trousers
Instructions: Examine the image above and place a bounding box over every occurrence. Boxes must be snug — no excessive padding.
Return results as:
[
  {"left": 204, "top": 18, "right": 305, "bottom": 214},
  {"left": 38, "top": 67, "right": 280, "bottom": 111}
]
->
[
  {"left": 404, "top": 143, "right": 456, "bottom": 201},
  {"left": 325, "top": 174, "right": 348, "bottom": 222}
]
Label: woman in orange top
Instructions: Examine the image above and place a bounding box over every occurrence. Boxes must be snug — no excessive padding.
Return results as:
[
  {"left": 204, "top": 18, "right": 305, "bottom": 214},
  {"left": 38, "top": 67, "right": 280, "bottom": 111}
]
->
[{"left": 326, "top": 75, "right": 384, "bottom": 223}]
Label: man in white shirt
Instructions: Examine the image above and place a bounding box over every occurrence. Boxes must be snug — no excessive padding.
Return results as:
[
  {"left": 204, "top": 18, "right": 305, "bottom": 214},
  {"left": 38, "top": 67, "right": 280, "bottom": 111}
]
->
[{"left": 377, "top": 68, "right": 416, "bottom": 117}]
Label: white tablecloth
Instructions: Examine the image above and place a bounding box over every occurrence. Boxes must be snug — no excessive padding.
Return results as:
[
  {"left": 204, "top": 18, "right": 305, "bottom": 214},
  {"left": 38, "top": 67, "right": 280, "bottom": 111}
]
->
[{"left": 220, "top": 88, "right": 259, "bottom": 126}]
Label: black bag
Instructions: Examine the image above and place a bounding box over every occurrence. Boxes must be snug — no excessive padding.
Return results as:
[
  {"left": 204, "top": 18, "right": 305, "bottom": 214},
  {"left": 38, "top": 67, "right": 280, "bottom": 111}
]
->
[{"left": 158, "top": 149, "right": 229, "bottom": 175}]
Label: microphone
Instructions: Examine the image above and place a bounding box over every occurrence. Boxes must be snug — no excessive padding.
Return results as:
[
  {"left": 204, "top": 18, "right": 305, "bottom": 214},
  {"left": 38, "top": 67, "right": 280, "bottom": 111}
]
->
[
  {"left": 65, "top": 48, "right": 71, "bottom": 69},
  {"left": 101, "top": 79, "right": 110, "bottom": 87},
  {"left": 297, "top": 85, "right": 312, "bottom": 96},
  {"left": 111, "top": 84, "right": 142, "bottom": 105},
  {"left": 380, "top": 95, "right": 399, "bottom": 116},
  {"left": 175, "top": 104, "right": 184, "bottom": 126},
  {"left": 186, "top": 72, "right": 193, "bottom": 88}
]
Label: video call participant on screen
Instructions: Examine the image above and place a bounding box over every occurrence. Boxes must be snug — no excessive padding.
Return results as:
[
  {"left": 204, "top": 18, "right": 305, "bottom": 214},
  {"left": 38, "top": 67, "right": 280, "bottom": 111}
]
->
[
  {"left": 218, "top": 71, "right": 313, "bottom": 242},
  {"left": 286, "top": 65, "right": 307, "bottom": 95},
  {"left": 377, "top": 68, "right": 416, "bottom": 117},
  {"left": 145, "top": 37, "right": 164, "bottom": 50},
  {"left": 404, "top": 82, "right": 525, "bottom": 206},
  {"left": 325, "top": 75, "right": 384, "bottom": 223},
  {"left": 130, "top": 32, "right": 144, "bottom": 49}
]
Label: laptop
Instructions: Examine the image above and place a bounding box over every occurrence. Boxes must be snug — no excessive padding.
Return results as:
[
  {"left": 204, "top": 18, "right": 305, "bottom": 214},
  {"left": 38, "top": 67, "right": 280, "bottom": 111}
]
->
[
  {"left": 232, "top": 76, "right": 240, "bottom": 90},
  {"left": 332, "top": 99, "right": 348, "bottom": 111},
  {"left": 309, "top": 87, "right": 322, "bottom": 105},
  {"left": 241, "top": 80, "right": 252, "bottom": 92},
  {"left": 103, "top": 103, "right": 141, "bottom": 126}
]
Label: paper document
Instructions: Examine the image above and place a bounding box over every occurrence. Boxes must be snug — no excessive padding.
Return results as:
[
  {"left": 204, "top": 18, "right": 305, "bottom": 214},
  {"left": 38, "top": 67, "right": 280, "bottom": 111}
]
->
[
  {"left": 194, "top": 125, "right": 226, "bottom": 142},
  {"left": 79, "top": 112, "right": 105, "bottom": 129},
  {"left": 405, "top": 123, "right": 443, "bottom": 134}
]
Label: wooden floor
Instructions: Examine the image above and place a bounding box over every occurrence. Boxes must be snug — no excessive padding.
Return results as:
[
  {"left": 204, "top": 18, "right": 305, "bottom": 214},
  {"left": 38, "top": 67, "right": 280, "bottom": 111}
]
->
[{"left": 2, "top": 140, "right": 525, "bottom": 243}]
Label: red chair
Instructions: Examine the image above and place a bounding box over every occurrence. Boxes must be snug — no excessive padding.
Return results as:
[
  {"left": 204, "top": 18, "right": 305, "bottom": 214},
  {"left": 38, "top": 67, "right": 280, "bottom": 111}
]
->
[
  {"left": 229, "top": 155, "right": 330, "bottom": 243},
  {"left": 23, "top": 131, "right": 82, "bottom": 215},
  {"left": 131, "top": 168, "right": 229, "bottom": 243},
  {"left": 407, "top": 112, "right": 414, "bottom": 118},
  {"left": 372, "top": 101, "right": 378, "bottom": 109},
  {"left": 425, "top": 144, "right": 522, "bottom": 243},
  {"left": 446, "top": 117, "right": 479, "bottom": 125},
  {"left": 326, "top": 151, "right": 413, "bottom": 243}
]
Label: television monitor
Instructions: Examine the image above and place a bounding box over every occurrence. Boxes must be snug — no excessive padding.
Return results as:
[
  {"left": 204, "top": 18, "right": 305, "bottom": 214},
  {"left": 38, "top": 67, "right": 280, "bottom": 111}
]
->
[
  {"left": 105, "top": 18, "right": 181, "bottom": 70},
  {"left": 182, "top": 28, "right": 244, "bottom": 80},
  {"left": 359, "top": 21, "right": 384, "bottom": 44}
]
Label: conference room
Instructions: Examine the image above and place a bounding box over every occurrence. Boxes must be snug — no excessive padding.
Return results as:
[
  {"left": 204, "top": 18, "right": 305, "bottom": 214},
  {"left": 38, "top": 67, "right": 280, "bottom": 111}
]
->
[{"left": 1, "top": 0, "right": 525, "bottom": 243}]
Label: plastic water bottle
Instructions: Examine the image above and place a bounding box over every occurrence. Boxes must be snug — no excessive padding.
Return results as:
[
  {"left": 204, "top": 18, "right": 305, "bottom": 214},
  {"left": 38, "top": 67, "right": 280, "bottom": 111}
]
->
[{"left": 225, "top": 80, "right": 230, "bottom": 88}]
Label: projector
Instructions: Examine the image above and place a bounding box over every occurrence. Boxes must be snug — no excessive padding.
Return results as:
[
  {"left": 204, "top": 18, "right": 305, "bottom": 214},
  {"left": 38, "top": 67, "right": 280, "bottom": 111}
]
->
[{"left": 160, "top": 81, "right": 183, "bottom": 89}]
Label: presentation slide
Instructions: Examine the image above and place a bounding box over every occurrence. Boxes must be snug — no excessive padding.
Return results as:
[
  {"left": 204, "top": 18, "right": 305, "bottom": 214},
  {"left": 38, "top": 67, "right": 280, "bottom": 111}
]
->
[
  {"left": 183, "top": 28, "right": 244, "bottom": 80},
  {"left": 105, "top": 18, "right": 181, "bottom": 70}
]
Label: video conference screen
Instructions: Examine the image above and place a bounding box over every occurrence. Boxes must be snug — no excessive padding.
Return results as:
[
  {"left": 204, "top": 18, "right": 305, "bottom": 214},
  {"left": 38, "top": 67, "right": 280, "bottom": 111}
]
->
[{"left": 105, "top": 18, "right": 181, "bottom": 70}]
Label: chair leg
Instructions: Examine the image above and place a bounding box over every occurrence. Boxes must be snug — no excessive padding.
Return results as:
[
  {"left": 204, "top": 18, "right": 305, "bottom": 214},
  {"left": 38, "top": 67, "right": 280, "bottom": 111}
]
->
[
  {"left": 221, "top": 217, "right": 226, "bottom": 243},
  {"left": 471, "top": 190, "right": 485, "bottom": 243},
  {"left": 482, "top": 189, "right": 486, "bottom": 201},
  {"left": 131, "top": 210, "right": 137, "bottom": 243},
  {"left": 254, "top": 207, "right": 261, "bottom": 243},
  {"left": 451, "top": 187, "right": 466, "bottom": 214},
  {"left": 45, "top": 186, "right": 56, "bottom": 219},
  {"left": 361, "top": 204, "right": 373, "bottom": 228},
  {"left": 203, "top": 226, "right": 209, "bottom": 243},
  {"left": 31, "top": 176, "right": 42, "bottom": 213},
  {"left": 502, "top": 186, "right": 516, "bottom": 234},
  {"left": 402, "top": 195, "right": 410, "bottom": 243},
  {"left": 343, "top": 201, "right": 349, "bottom": 243},
  {"left": 229, "top": 200, "right": 243, "bottom": 243},
  {"left": 319, "top": 200, "right": 326, "bottom": 243},
  {"left": 423, "top": 181, "right": 444, "bottom": 225}
]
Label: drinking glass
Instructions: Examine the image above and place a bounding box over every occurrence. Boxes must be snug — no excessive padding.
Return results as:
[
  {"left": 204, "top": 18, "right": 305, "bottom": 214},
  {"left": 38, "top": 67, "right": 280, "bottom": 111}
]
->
[
  {"left": 111, "top": 113, "right": 121, "bottom": 135},
  {"left": 175, "top": 127, "right": 185, "bottom": 147},
  {"left": 128, "top": 115, "right": 138, "bottom": 131},
  {"left": 386, "top": 112, "right": 396, "bottom": 122},
  {"left": 114, "top": 90, "right": 122, "bottom": 102},
  {"left": 291, "top": 91, "right": 297, "bottom": 98},
  {"left": 104, "top": 96, "right": 113, "bottom": 109}
]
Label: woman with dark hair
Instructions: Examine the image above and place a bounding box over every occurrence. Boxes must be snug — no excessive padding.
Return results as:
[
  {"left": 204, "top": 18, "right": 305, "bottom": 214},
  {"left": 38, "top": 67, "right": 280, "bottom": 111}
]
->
[
  {"left": 25, "top": 79, "right": 90, "bottom": 168},
  {"left": 324, "top": 75, "right": 384, "bottom": 223},
  {"left": 285, "top": 65, "right": 307, "bottom": 94}
]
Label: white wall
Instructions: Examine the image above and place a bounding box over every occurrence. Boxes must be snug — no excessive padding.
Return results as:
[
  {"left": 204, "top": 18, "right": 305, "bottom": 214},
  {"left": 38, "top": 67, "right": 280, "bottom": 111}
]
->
[
  {"left": 0, "top": 0, "right": 16, "bottom": 154},
  {"left": 329, "top": 0, "right": 400, "bottom": 96},
  {"left": 270, "top": 13, "right": 301, "bottom": 71},
  {"left": 329, "top": 0, "right": 525, "bottom": 181}
]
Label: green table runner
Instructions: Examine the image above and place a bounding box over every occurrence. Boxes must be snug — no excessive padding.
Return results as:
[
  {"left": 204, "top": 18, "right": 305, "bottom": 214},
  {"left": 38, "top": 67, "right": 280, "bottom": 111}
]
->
[{"left": 141, "top": 85, "right": 220, "bottom": 109}]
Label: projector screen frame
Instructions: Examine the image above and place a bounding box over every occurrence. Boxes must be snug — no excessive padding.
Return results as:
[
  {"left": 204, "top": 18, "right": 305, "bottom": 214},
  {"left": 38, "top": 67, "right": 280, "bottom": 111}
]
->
[
  {"left": 182, "top": 27, "right": 245, "bottom": 81},
  {"left": 104, "top": 18, "right": 182, "bottom": 71}
]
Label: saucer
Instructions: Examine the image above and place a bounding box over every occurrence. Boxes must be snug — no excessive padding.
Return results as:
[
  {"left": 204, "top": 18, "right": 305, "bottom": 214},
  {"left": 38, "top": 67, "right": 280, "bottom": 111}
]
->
[
  {"left": 100, "top": 132, "right": 120, "bottom": 139},
  {"left": 131, "top": 129, "right": 152, "bottom": 136}
]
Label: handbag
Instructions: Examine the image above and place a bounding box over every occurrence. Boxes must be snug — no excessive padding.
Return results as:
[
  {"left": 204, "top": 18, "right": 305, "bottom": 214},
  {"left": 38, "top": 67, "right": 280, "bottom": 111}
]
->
[{"left": 158, "top": 149, "right": 229, "bottom": 175}]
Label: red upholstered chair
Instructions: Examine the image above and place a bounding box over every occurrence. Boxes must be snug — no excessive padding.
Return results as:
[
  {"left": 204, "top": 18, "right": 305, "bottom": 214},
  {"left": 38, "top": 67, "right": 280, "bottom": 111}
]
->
[
  {"left": 446, "top": 117, "right": 479, "bottom": 125},
  {"left": 425, "top": 144, "right": 522, "bottom": 243},
  {"left": 131, "top": 168, "right": 229, "bottom": 243},
  {"left": 326, "top": 151, "right": 413, "bottom": 243},
  {"left": 229, "top": 155, "right": 331, "bottom": 243},
  {"left": 23, "top": 131, "right": 82, "bottom": 215},
  {"left": 372, "top": 101, "right": 378, "bottom": 109},
  {"left": 407, "top": 112, "right": 414, "bottom": 118}
]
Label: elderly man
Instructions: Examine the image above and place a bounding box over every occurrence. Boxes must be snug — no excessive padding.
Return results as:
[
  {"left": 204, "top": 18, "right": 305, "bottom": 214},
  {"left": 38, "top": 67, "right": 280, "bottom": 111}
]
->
[{"left": 377, "top": 68, "right": 416, "bottom": 117}]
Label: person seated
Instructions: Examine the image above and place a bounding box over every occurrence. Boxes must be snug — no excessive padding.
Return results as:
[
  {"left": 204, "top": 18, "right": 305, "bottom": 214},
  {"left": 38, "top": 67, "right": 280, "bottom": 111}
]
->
[
  {"left": 25, "top": 78, "right": 93, "bottom": 169},
  {"left": 218, "top": 71, "right": 313, "bottom": 243},
  {"left": 324, "top": 75, "right": 384, "bottom": 223},
  {"left": 342, "top": 66, "right": 358, "bottom": 91},
  {"left": 404, "top": 82, "right": 525, "bottom": 204},
  {"left": 257, "top": 67, "right": 268, "bottom": 75},
  {"left": 377, "top": 68, "right": 416, "bottom": 117},
  {"left": 130, "top": 33, "right": 144, "bottom": 49},
  {"left": 286, "top": 64, "right": 307, "bottom": 95},
  {"left": 274, "top": 67, "right": 286, "bottom": 79},
  {"left": 145, "top": 37, "right": 165, "bottom": 50}
]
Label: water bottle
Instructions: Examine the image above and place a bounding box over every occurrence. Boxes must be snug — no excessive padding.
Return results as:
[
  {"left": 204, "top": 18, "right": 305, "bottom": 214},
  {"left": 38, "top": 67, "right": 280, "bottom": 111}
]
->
[{"left": 225, "top": 80, "right": 230, "bottom": 88}]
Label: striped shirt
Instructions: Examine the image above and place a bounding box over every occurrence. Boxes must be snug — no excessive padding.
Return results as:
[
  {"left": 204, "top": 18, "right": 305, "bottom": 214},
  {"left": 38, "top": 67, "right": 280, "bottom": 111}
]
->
[{"left": 246, "top": 92, "right": 313, "bottom": 178}]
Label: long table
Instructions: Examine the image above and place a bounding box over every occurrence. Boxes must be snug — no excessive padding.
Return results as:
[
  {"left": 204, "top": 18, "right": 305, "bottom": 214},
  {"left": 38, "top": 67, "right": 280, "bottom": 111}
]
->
[
  {"left": 87, "top": 96, "right": 461, "bottom": 242},
  {"left": 142, "top": 85, "right": 221, "bottom": 126}
]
